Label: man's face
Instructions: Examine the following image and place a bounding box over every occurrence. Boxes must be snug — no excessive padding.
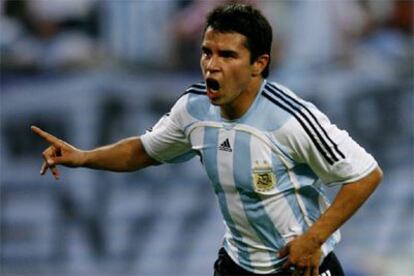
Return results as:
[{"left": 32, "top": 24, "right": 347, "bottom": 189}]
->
[{"left": 200, "top": 27, "right": 256, "bottom": 107}]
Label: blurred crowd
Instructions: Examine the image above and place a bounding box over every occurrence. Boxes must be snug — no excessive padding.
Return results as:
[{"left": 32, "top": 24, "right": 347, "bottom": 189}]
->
[
  {"left": 0, "top": 1, "right": 412, "bottom": 275},
  {"left": 1, "top": 0, "right": 99, "bottom": 71},
  {"left": 0, "top": 0, "right": 412, "bottom": 76}
]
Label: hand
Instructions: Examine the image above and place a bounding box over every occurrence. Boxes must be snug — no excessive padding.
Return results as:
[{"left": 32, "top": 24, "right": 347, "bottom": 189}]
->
[
  {"left": 31, "top": 125, "right": 85, "bottom": 180},
  {"left": 278, "top": 234, "right": 322, "bottom": 276}
]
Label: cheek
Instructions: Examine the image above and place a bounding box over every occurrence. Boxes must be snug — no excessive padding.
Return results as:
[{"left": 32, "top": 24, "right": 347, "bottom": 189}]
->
[
  {"left": 200, "top": 59, "right": 205, "bottom": 72},
  {"left": 200, "top": 56, "right": 209, "bottom": 69},
  {"left": 229, "top": 66, "right": 252, "bottom": 85}
]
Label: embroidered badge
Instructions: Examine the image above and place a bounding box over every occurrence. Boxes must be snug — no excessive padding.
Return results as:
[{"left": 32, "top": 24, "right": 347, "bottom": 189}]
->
[{"left": 252, "top": 161, "right": 276, "bottom": 193}]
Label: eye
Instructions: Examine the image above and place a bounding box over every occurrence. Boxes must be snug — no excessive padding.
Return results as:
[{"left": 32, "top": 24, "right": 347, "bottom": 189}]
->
[
  {"left": 201, "top": 47, "right": 212, "bottom": 58},
  {"left": 220, "top": 50, "right": 237, "bottom": 59}
]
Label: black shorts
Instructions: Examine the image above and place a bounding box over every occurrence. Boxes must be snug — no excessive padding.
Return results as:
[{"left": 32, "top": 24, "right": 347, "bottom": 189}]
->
[{"left": 213, "top": 248, "right": 345, "bottom": 276}]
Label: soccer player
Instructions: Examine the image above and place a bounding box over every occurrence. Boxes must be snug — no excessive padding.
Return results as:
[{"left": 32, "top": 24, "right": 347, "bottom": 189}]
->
[{"left": 32, "top": 4, "right": 382, "bottom": 276}]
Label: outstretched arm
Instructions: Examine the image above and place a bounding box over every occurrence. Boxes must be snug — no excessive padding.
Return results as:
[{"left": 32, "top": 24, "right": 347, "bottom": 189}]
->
[
  {"left": 279, "top": 166, "right": 383, "bottom": 276},
  {"left": 31, "top": 125, "right": 159, "bottom": 180}
]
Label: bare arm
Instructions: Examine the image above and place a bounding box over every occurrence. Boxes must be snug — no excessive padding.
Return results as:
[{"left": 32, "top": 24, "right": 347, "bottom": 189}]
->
[
  {"left": 279, "top": 166, "right": 383, "bottom": 276},
  {"left": 305, "top": 166, "right": 382, "bottom": 245},
  {"left": 31, "top": 125, "right": 159, "bottom": 180},
  {"left": 82, "top": 136, "right": 160, "bottom": 171}
]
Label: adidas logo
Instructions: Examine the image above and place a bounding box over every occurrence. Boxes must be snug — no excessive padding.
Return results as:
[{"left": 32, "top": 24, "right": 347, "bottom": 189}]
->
[{"left": 218, "top": 138, "right": 232, "bottom": 152}]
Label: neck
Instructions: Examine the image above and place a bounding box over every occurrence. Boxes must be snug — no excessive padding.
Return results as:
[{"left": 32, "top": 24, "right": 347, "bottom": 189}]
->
[{"left": 221, "top": 78, "right": 264, "bottom": 120}]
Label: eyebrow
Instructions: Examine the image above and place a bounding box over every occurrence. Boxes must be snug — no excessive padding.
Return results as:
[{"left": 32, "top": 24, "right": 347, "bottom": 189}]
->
[
  {"left": 201, "top": 46, "right": 238, "bottom": 57},
  {"left": 218, "top": 49, "right": 238, "bottom": 57}
]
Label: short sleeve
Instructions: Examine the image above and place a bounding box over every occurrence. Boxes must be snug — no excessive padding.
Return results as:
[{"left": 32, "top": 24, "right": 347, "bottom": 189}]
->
[
  {"left": 276, "top": 105, "right": 378, "bottom": 186},
  {"left": 140, "top": 96, "right": 196, "bottom": 163}
]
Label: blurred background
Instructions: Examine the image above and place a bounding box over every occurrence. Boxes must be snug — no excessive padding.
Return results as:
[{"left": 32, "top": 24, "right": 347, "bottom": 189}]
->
[{"left": 0, "top": 0, "right": 413, "bottom": 275}]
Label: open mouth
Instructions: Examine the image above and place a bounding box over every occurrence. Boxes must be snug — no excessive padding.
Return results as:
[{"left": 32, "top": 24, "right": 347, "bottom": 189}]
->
[{"left": 206, "top": 78, "right": 220, "bottom": 92}]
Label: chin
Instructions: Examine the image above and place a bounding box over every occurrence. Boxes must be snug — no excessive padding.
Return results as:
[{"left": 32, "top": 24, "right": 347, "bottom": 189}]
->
[{"left": 209, "top": 99, "right": 220, "bottom": 106}]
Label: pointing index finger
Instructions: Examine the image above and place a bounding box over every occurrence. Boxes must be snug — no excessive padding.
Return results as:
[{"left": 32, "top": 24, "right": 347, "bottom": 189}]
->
[{"left": 31, "top": 125, "right": 61, "bottom": 145}]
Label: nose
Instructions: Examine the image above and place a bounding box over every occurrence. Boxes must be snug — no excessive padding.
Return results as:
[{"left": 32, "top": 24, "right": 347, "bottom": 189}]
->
[{"left": 206, "top": 55, "right": 220, "bottom": 73}]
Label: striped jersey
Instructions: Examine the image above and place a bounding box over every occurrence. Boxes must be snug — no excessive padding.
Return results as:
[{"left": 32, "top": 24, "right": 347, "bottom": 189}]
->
[{"left": 140, "top": 80, "right": 377, "bottom": 274}]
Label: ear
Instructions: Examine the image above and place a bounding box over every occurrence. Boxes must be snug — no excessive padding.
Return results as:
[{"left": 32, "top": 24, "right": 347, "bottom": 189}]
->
[{"left": 251, "top": 54, "right": 270, "bottom": 77}]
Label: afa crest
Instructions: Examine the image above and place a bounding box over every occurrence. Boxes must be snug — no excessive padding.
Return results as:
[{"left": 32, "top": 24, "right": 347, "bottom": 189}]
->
[{"left": 252, "top": 161, "right": 276, "bottom": 193}]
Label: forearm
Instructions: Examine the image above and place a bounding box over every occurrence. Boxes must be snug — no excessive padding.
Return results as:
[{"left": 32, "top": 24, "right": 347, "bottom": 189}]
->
[
  {"left": 305, "top": 167, "right": 383, "bottom": 246},
  {"left": 83, "top": 136, "right": 159, "bottom": 171}
]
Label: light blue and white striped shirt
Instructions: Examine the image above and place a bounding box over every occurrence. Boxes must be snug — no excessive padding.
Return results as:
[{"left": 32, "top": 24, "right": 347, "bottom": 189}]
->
[{"left": 141, "top": 80, "right": 377, "bottom": 274}]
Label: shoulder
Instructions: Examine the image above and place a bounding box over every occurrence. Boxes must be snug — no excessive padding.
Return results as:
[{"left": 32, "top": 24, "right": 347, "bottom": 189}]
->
[
  {"left": 260, "top": 81, "right": 316, "bottom": 146},
  {"left": 262, "top": 81, "right": 308, "bottom": 109},
  {"left": 264, "top": 81, "right": 346, "bottom": 165},
  {"left": 170, "top": 81, "right": 206, "bottom": 109},
  {"left": 183, "top": 82, "right": 207, "bottom": 97},
  {"left": 261, "top": 81, "right": 326, "bottom": 130},
  {"left": 174, "top": 81, "right": 211, "bottom": 121},
  {"left": 171, "top": 82, "right": 210, "bottom": 121},
  {"left": 252, "top": 80, "right": 308, "bottom": 132}
]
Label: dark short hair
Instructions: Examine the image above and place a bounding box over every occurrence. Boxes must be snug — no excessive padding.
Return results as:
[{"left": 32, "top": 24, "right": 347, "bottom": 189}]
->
[{"left": 204, "top": 3, "right": 273, "bottom": 78}]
